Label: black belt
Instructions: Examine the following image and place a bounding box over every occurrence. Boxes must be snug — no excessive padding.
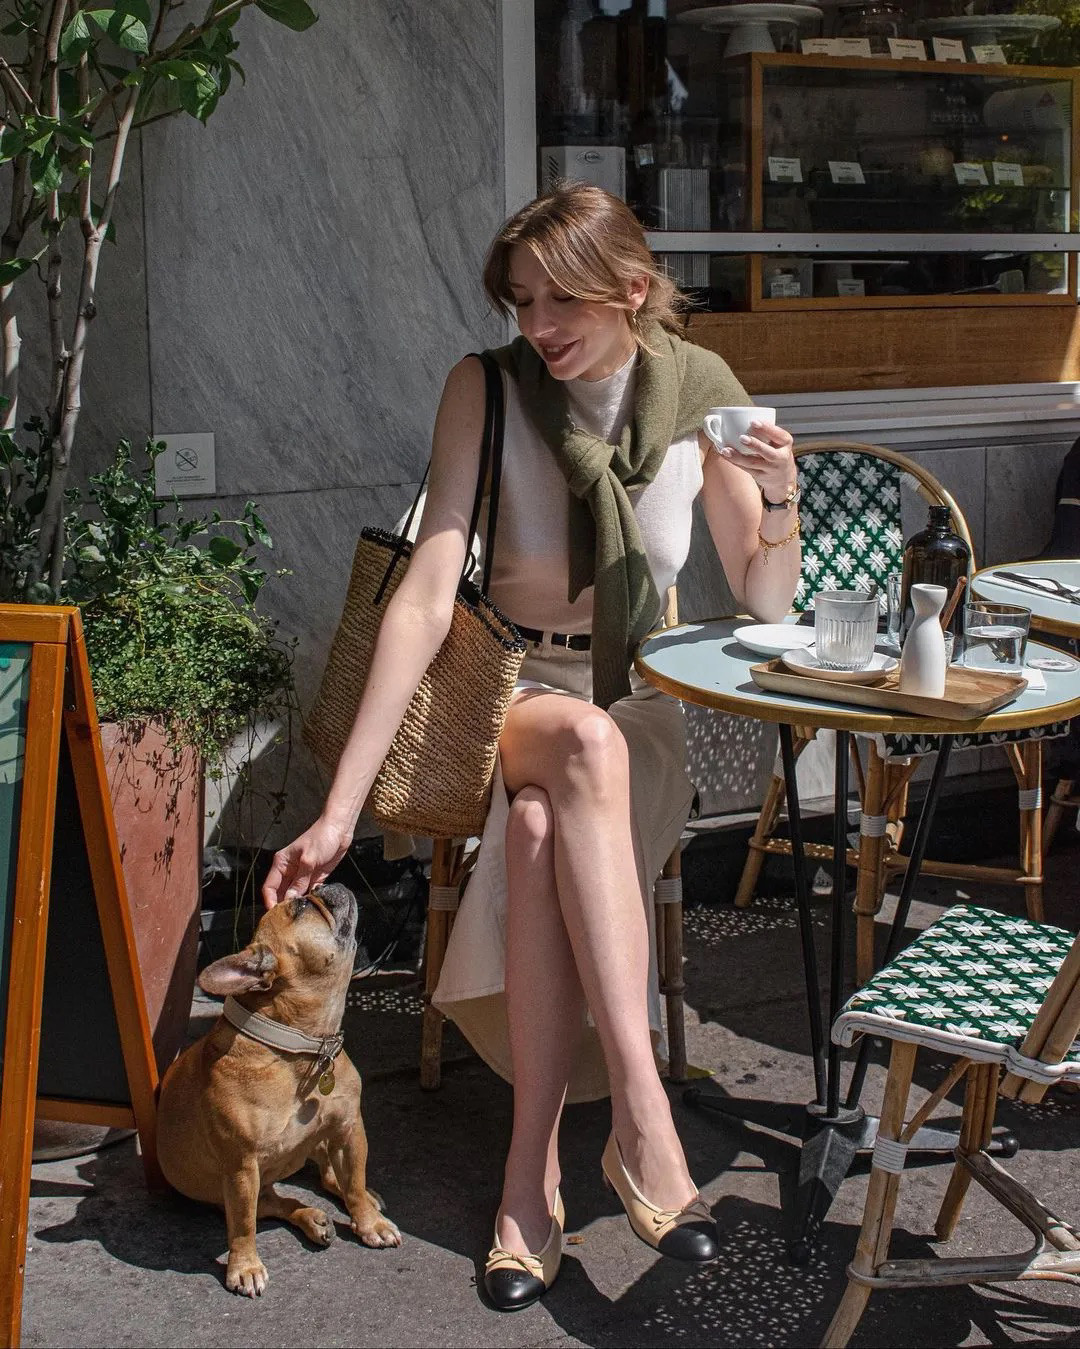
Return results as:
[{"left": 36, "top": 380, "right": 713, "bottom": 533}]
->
[{"left": 515, "top": 624, "right": 592, "bottom": 651}]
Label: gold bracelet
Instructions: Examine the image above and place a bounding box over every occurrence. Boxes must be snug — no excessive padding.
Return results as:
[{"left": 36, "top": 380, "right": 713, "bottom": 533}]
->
[{"left": 758, "top": 519, "right": 800, "bottom": 565}]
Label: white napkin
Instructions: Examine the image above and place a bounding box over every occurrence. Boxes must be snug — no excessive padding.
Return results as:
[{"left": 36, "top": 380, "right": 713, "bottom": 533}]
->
[{"left": 1020, "top": 666, "right": 1046, "bottom": 692}]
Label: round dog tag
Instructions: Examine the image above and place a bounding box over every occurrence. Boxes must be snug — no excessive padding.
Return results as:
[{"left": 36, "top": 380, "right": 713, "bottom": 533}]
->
[{"left": 318, "top": 1068, "right": 335, "bottom": 1095}]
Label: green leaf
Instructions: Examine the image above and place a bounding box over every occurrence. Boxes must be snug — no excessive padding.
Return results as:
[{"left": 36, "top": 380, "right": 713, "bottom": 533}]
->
[
  {"left": 109, "top": 11, "right": 149, "bottom": 52},
  {"left": 0, "top": 255, "right": 33, "bottom": 284},
  {"left": 255, "top": 0, "right": 318, "bottom": 32},
  {"left": 208, "top": 536, "right": 243, "bottom": 565},
  {"left": 30, "top": 149, "right": 62, "bottom": 195},
  {"left": 59, "top": 11, "right": 94, "bottom": 60},
  {"left": 0, "top": 127, "right": 28, "bottom": 163},
  {"left": 179, "top": 65, "right": 219, "bottom": 121}
]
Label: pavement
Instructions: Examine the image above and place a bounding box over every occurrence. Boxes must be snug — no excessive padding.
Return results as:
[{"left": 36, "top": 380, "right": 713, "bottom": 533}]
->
[{"left": 20, "top": 822, "right": 1080, "bottom": 1348}]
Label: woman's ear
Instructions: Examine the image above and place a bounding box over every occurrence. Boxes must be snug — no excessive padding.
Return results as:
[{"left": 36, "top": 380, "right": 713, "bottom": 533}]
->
[{"left": 627, "top": 273, "right": 650, "bottom": 316}]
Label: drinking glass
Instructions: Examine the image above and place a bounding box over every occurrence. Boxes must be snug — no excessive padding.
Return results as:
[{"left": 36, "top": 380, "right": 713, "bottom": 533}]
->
[
  {"left": 962, "top": 601, "right": 1031, "bottom": 673},
  {"left": 814, "top": 589, "right": 879, "bottom": 670},
  {"left": 883, "top": 571, "right": 903, "bottom": 654}
]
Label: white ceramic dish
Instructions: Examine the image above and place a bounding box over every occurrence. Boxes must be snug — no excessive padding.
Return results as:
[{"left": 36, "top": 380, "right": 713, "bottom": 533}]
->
[
  {"left": 733, "top": 622, "right": 816, "bottom": 657},
  {"left": 780, "top": 647, "right": 898, "bottom": 684}
]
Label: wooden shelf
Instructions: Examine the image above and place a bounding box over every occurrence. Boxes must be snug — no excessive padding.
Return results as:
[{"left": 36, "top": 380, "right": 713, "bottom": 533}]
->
[{"left": 685, "top": 304, "right": 1080, "bottom": 394}]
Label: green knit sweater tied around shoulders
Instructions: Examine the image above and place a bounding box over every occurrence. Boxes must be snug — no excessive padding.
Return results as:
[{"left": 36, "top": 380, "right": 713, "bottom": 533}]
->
[{"left": 491, "top": 323, "right": 749, "bottom": 709}]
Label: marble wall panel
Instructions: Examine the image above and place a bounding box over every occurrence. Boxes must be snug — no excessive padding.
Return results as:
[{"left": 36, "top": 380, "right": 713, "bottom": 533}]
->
[
  {"left": 141, "top": 1, "right": 504, "bottom": 501},
  {"left": 201, "top": 481, "right": 418, "bottom": 846},
  {"left": 985, "top": 439, "right": 1075, "bottom": 566}
]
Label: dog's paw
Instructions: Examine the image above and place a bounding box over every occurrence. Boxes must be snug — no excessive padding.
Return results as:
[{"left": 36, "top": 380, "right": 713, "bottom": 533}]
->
[
  {"left": 226, "top": 1254, "right": 269, "bottom": 1298},
  {"left": 298, "top": 1207, "right": 336, "bottom": 1247},
  {"left": 352, "top": 1213, "right": 402, "bottom": 1248}
]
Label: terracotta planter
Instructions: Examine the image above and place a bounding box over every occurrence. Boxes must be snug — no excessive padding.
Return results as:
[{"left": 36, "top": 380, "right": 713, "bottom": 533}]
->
[{"left": 100, "top": 721, "right": 203, "bottom": 1075}]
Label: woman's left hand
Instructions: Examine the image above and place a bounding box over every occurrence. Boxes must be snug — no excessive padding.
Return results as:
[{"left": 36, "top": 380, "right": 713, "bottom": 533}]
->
[{"left": 714, "top": 420, "right": 796, "bottom": 504}]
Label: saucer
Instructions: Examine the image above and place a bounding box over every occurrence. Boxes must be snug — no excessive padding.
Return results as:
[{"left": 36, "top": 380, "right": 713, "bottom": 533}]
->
[
  {"left": 734, "top": 622, "right": 816, "bottom": 657},
  {"left": 781, "top": 647, "right": 898, "bottom": 684}
]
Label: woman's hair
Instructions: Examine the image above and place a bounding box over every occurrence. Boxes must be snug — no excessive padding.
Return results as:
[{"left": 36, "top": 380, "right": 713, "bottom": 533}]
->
[{"left": 482, "top": 182, "right": 688, "bottom": 349}]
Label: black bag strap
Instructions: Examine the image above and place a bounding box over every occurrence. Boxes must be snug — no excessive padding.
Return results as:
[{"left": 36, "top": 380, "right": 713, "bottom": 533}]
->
[{"left": 375, "top": 351, "right": 505, "bottom": 603}]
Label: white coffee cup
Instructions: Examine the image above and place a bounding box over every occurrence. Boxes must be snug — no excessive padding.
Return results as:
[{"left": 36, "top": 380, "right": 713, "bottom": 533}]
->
[{"left": 703, "top": 405, "right": 776, "bottom": 455}]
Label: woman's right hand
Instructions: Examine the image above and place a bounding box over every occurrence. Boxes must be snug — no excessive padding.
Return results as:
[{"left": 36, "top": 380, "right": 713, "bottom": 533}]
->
[{"left": 261, "top": 816, "right": 354, "bottom": 909}]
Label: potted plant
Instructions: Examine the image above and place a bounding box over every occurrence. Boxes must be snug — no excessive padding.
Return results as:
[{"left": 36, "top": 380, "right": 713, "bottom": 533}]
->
[{"left": 2, "top": 424, "right": 294, "bottom": 1069}]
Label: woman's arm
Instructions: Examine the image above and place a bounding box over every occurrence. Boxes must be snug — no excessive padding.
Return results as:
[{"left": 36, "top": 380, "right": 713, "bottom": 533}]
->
[
  {"left": 262, "top": 355, "right": 488, "bottom": 906},
  {"left": 698, "top": 420, "right": 801, "bottom": 623}
]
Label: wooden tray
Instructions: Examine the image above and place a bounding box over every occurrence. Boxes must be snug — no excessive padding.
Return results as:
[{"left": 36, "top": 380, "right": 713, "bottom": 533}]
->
[{"left": 750, "top": 659, "right": 1027, "bottom": 719}]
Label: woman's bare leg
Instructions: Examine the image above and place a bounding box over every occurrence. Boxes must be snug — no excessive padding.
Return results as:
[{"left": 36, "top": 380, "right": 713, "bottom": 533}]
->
[
  {"left": 497, "top": 784, "right": 584, "bottom": 1254},
  {"left": 500, "top": 693, "right": 697, "bottom": 1212}
]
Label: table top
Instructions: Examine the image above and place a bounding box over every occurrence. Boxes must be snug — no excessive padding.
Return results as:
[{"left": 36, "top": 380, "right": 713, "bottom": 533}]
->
[
  {"left": 636, "top": 617, "right": 1080, "bottom": 734},
  {"left": 970, "top": 560, "right": 1080, "bottom": 640}
]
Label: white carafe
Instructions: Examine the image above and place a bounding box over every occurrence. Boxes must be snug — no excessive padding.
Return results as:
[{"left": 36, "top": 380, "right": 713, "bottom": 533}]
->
[{"left": 899, "top": 583, "right": 948, "bottom": 697}]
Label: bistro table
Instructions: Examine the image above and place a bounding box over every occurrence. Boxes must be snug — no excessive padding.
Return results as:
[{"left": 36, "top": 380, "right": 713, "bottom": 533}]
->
[
  {"left": 971, "top": 559, "right": 1080, "bottom": 848},
  {"left": 971, "top": 559, "right": 1080, "bottom": 641},
  {"left": 636, "top": 617, "right": 1080, "bottom": 1262}
]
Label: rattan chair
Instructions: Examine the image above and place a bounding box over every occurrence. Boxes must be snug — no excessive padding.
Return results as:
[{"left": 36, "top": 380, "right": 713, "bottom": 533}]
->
[
  {"left": 419, "top": 587, "right": 689, "bottom": 1089},
  {"left": 822, "top": 902, "right": 1080, "bottom": 1347},
  {"left": 734, "top": 440, "right": 1068, "bottom": 983}
]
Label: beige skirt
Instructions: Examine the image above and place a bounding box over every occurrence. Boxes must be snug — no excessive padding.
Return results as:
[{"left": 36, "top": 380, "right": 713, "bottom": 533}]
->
[{"left": 432, "top": 638, "right": 695, "bottom": 1103}]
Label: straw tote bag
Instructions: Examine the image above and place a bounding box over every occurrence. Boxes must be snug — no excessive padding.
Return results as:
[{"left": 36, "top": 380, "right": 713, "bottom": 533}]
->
[{"left": 304, "top": 352, "right": 526, "bottom": 838}]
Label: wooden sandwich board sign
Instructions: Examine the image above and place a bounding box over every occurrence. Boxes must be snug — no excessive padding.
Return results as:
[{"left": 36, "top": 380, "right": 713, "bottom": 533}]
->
[{"left": 0, "top": 605, "right": 161, "bottom": 1349}]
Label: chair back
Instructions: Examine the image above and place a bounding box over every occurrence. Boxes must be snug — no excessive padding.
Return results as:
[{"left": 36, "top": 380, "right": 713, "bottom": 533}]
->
[
  {"left": 793, "top": 439, "right": 975, "bottom": 613},
  {"left": 1002, "top": 924, "right": 1080, "bottom": 1102}
]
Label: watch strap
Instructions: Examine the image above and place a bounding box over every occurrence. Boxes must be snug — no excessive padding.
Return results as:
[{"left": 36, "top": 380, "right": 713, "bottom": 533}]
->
[{"left": 761, "top": 483, "right": 801, "bottom": 512}]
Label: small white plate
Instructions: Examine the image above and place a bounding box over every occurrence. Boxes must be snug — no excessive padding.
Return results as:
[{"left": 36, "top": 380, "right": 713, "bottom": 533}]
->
[
  {"left": 734, "top": 622, "right": 816, "bottom": 657},
  {"left": 781, "top": 647, "right": 898, "bottom": 684}
]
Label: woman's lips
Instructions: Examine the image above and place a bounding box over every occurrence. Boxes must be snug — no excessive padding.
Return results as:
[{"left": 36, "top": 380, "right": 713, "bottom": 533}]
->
[{"left": 540, "top": 338, "right": 579, "bottom": 364}]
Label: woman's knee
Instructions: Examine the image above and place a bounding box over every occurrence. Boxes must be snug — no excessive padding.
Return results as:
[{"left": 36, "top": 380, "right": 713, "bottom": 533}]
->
[
  {"left": 561, "top": 708, "right": 628, "bottom": 790},
  {"left": 506, "top": 784, "right": 555, "bottom": 855}
]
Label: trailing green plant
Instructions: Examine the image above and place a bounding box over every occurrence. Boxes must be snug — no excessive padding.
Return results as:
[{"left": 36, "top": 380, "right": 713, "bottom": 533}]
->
[
  {"left": 0, "top": 0, "right": 317, "bottom": 595},
  {"left": 2, "top": 426, "right": 295, "bottom": 764}
]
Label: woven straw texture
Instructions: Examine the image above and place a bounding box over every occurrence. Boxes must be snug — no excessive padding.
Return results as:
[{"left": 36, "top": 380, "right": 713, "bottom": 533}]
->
[{"left": 304, "top": 527, "right": 526, "bottom": 838}]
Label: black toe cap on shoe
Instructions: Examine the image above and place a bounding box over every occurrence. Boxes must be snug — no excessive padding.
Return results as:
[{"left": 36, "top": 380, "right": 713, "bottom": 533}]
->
[
  {"left": 657, "top": 1221, "right": 719, "bottom": 1263},
  {"left": 483, "top": 1269, "right": 546, "bottom": 1311}
]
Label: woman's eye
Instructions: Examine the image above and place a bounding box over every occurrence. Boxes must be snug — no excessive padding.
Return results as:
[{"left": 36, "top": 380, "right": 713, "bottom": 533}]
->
[
  {"left": 514, "top": 298, "right": 531, "bottom": 309},
  {"left": 553, "top": 294, "right": 574, "bottom": 304}
]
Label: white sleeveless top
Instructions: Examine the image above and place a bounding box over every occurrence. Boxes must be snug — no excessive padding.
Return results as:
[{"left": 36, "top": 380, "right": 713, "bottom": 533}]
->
[{"left": 483, "top": 350, "right": 703, "bottom": 635}]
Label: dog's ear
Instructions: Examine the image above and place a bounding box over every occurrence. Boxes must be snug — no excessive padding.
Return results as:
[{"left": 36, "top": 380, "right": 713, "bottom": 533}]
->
[{"left": 198, "top": 942, "right": 278, "bottom": 997}]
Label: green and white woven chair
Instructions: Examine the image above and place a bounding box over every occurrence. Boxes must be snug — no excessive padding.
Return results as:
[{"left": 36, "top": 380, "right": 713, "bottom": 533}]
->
[
  {"left": 734, "top": 440, "right": 1071, "bottom": 983},
  {"left": 823, "top": 902, "right": 1080, "bottom": 1346}
]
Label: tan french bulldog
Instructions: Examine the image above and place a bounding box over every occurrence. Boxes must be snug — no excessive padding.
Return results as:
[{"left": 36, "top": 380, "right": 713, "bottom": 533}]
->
[{"left": 157, "top": 882, "right": 400, "bottom": 1296}]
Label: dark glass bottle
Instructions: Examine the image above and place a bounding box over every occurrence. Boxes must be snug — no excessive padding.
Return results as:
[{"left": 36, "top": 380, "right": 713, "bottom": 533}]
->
[{"left": 899, "top": 504, "right": 970, "bottom": 641}]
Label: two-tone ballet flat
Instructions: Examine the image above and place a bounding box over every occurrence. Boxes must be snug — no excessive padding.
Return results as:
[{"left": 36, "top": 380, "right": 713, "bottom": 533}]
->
[
  {"left": 601, "top": 1133, "right": 718, "bottom": 1263},
  {"left": 483, "top": 1190, "right": 565, "bottom": 1311}
]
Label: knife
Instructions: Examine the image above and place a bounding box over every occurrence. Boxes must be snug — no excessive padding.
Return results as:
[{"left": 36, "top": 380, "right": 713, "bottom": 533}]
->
[{"left": 990, "top": 571, "right": 1080, "bottom": 605}]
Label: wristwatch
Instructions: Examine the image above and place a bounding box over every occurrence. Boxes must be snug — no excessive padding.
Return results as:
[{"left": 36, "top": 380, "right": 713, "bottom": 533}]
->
[{"left": 761, "top": 482, "right": 801, "bottom": 513}]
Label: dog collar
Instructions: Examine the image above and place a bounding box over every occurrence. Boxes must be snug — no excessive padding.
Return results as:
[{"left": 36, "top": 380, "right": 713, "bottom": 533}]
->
[{"left": 223, "top": 995, "right": 345, "bottom": 1095}]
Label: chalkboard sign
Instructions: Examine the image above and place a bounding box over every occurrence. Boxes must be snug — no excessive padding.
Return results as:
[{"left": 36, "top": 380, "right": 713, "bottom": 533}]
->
[{"left": 0, "top": 607, "right": 160, "bottom": 1349}]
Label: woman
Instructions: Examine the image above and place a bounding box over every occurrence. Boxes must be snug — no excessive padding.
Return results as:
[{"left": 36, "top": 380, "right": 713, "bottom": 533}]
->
[{"left": 263, "top": 183, "right": 800, "bottom": 1309}]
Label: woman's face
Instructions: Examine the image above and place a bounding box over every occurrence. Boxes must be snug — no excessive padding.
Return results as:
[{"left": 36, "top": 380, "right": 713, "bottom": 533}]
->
[{"left": 507, "top": 244, "right": 643, "bottom": 382}]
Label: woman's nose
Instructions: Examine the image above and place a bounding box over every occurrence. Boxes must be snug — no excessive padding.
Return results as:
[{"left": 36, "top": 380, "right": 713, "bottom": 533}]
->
[{"left": 522, "top": 305, "right": 556, "bottom": 339}]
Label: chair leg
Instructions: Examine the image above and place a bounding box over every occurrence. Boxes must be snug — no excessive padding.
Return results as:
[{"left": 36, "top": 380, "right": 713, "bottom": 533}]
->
[
  {"left": 822, "top": 1040, "right": 918, "bottom": 1349},
  {"left": 420, "top": 838, "right": 459, "bottom": 1091},
  {"left": 1042, "top": 776, "right": 1075, "bottom": 856},
  {"left": 1013, "top": 741, "right": 1045, "bottom": 923},
  {"left": 734, "top": 734, "right": 813, "bottom": 908},
  {"left": 934, "top": 1062, "right": 999, "bottom": 1241},
  {"left": 656, "top": 846, "right": 687, "bottom": 1082},
  {"left": 854, "top": 744, "right": 888, "bottom": 986}
]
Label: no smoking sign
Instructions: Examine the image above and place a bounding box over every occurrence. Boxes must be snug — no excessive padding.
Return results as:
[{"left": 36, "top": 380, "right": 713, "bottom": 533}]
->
[{"left": 153, "top": 432, "right": 216, "bottom": 498}]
